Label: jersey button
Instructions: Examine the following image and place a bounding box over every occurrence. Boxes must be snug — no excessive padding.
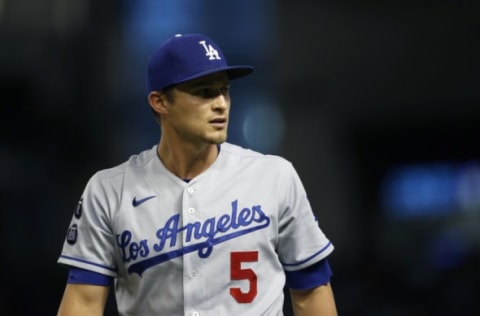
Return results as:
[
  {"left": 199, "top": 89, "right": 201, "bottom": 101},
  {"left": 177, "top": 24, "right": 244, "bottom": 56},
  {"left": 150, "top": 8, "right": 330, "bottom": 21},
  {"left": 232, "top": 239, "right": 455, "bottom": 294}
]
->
[
  {"left": 187, "top": 187, "right": 195, "bottom": 194},
  {"left": 191, "top": 270, "right": 198, "bottom": 278},
  {"left": 192, "top": 312, "right": 199, "bottom": 316},
  {"left": 188, "top": 207, "right": 195, "bottom": 214}
]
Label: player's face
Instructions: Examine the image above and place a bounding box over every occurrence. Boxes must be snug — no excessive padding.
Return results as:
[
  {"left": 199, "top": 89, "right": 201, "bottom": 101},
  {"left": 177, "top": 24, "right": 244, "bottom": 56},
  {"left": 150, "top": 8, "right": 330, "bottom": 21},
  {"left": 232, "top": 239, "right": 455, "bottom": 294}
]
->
[{"left": 164, "top": 72, "right": 231, "bottom": 145}]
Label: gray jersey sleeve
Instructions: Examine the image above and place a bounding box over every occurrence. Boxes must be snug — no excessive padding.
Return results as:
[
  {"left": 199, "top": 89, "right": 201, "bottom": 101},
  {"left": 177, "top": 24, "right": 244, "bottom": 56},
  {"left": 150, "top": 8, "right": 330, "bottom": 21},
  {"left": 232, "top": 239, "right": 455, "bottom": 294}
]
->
[
  {"left": 57, "top": 172, "right": 118, "bottom": 277},
  {"left": 276, "top": 161, "right": 334, "bottom": 271}
]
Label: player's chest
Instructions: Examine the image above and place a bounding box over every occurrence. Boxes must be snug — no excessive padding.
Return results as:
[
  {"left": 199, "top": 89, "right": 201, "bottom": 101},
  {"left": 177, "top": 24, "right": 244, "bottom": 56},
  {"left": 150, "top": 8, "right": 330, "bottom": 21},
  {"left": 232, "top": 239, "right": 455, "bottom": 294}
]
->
[
  {"left": 115, "top": 177, "right": 279, "bottom": 227},
  {"left": 112, "top": 183, "right": 278, "bottom": 270}
]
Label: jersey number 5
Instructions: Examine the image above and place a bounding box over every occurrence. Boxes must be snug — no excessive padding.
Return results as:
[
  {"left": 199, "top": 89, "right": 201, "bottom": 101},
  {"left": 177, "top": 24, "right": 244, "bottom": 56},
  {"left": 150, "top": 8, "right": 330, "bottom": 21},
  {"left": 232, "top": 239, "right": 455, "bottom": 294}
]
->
[{"left": 230, "top": 251, "right": 258, "bottom": 303}]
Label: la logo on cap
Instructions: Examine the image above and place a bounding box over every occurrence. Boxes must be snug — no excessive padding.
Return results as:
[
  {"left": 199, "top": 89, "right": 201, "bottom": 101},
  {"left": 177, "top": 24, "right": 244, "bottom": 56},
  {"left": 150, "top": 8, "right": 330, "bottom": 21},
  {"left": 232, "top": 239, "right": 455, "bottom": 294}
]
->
[{"left": 199, "top": 40, "right": 221, "bottom": 60}]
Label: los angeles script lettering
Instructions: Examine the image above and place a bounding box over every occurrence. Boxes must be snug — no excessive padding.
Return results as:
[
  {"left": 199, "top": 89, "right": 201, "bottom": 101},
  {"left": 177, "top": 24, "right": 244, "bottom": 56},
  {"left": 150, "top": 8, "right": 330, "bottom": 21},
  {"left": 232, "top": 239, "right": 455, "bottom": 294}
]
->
[{"left": 116, "top": 200, "right": 270, "bottom": 265}]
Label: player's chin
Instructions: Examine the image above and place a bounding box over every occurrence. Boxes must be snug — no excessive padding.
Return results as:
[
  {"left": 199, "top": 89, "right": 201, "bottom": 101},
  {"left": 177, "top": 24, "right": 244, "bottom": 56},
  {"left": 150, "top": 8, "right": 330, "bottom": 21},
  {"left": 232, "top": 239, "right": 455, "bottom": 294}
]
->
[{"left": 205, "top": 131, "right": 228, "bottom": 144}]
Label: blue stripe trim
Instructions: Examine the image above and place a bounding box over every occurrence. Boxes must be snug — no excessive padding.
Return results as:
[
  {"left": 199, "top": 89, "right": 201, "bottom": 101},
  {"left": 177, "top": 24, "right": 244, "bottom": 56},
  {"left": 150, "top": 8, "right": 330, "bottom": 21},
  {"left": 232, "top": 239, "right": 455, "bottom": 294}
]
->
[
  {"left": 68, "top": 267, "right": 114, "bottom": 286},
  {"left": 286, "top": 258, "right": 332, "bottom": 290},
  {"left": 59, "top": 255, "right": 118, "bottom": 272},
  {"left": 281, "top": 241, "right": 332, "bottom": 267}
]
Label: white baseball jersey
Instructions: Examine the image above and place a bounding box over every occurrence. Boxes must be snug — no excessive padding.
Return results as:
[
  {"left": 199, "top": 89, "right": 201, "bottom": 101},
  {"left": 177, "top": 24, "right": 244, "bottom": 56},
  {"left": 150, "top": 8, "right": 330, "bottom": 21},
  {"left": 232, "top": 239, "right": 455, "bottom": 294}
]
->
[{"left": 58, "top": 142, "right": 334, "bottom": 316}]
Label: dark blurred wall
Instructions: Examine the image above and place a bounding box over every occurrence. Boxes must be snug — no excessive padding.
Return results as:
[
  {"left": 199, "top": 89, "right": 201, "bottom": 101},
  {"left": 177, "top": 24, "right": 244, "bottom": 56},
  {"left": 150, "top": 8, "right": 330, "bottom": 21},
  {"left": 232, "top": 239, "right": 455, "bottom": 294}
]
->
[
  {"left": 0, "top": 0, "right": 121, "bottom": 314},
  {"left": 1, "top": 0, "right": 479, "bottom": 315},
  {"left": 276, "top": 1, "right": 480, "bottom": 315}
]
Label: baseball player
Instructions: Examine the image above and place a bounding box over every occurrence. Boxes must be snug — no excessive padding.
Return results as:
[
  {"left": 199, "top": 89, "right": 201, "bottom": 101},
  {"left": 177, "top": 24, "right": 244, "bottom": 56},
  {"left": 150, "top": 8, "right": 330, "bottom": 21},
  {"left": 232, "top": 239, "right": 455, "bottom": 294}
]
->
[{"left": 57, "top": 33, "right": 337, "bottom": 315}]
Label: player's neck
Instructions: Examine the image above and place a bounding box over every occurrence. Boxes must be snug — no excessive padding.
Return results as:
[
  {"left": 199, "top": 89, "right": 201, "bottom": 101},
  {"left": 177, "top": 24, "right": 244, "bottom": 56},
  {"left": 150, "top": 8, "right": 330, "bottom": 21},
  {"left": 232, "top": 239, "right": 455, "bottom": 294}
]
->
[{"left": 157, "top": 139, "right": 219, "bottom": 180}]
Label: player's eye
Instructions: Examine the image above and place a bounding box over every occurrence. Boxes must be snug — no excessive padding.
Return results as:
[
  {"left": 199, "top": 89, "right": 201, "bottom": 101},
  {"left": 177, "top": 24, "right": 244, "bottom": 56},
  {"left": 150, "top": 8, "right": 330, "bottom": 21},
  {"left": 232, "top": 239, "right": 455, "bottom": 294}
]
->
[
  {"left": 198, "top": 88, "right": 217, "bottom": 98},
  {"left": 219, "top": 85, "right": 230, "bottom": 95},
  {"left": 196, "top": 87, "right": 228, "bottom": 98}
]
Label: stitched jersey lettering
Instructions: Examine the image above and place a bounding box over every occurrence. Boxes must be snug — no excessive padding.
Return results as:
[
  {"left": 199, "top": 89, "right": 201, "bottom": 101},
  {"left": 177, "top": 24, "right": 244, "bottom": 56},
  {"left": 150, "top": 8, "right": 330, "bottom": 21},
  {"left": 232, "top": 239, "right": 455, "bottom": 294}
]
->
[{"left": 116, "top": 200, "right": 270, "bottom": 276}]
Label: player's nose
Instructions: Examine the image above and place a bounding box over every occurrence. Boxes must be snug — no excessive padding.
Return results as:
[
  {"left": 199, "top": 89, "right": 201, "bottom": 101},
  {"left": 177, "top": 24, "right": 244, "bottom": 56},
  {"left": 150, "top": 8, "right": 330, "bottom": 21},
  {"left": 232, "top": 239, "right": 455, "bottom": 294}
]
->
[{"left": 212, "top": 93, "right": 229, "bottom": 111}]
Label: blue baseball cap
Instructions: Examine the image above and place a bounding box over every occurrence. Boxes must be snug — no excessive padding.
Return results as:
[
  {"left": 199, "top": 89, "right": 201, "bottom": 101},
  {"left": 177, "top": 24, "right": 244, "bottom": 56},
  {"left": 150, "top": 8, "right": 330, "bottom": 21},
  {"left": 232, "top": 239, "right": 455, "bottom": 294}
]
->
[{"left": 146, "top": 33, "right": 254, "bottom": 93}]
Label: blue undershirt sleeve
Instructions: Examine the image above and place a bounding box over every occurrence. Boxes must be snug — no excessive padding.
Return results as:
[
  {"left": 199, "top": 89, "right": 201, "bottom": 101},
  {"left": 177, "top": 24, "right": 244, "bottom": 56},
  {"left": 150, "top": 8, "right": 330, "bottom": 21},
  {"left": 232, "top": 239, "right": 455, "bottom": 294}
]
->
[
  {"left": 285, "top": 258, "right": 333, "bottom": 290},
  {"left": 67, "top": 267, "right": 113, "bottom": 286}
]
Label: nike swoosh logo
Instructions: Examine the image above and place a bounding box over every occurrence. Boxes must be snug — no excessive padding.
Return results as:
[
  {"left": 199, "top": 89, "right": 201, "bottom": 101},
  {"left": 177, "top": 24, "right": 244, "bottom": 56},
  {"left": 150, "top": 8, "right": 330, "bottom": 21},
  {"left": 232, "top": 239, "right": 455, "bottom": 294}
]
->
[{"left": 132, "top": 195, "right": 156, "bottom": 207}]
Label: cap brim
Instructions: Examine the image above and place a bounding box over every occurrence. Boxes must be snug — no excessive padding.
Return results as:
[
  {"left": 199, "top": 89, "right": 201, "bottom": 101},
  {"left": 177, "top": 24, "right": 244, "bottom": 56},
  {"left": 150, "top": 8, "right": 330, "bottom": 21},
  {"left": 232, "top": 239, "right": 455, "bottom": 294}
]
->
[
  {"left": 225, "top": 66, "right": 255, "bottom": 80},
  {"left": 171, "top": 65, "right": 254, "bottom": 87}
]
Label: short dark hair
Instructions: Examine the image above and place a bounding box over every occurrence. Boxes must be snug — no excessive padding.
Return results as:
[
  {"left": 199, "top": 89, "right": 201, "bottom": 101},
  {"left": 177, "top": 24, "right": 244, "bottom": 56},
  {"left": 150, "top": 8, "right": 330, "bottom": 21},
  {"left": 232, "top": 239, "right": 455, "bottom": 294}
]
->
[
  {"left": 163, "top": 85, "right": 176, "bottom": 103},
  {"left": 151, "top": 86, "right": 176, "bottom": 124}
]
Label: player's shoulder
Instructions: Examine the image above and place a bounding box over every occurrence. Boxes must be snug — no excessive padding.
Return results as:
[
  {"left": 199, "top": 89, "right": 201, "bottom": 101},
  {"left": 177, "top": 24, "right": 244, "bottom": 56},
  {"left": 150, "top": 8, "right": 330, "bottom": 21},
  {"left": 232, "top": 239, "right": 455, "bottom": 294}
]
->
[
  {"left": 220, "top": 142, "right": 293, "bottom": 167},
  {"left": 90, "top": 145, "right": 157, "bottom": 183}
]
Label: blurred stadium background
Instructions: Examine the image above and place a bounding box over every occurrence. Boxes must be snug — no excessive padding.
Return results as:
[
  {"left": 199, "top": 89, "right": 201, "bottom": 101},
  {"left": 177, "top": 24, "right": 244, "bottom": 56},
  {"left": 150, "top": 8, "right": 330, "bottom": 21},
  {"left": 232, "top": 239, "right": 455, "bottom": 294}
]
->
[{"left": 1, "top": 0, "right": 479, "bottom": 315}]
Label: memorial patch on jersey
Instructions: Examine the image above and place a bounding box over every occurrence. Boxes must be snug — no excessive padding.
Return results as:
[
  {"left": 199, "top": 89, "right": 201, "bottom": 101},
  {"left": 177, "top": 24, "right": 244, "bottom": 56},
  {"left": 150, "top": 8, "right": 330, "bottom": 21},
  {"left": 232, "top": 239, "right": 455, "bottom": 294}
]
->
[
  {"left": 116, "top": 199, "right": 271, "bottom": 276},
  {"left": 74, "top": 198, "right": 83, "bottom": 219},
  {"left": 66, "top": 224, "right": 78, "bottom": 245}
]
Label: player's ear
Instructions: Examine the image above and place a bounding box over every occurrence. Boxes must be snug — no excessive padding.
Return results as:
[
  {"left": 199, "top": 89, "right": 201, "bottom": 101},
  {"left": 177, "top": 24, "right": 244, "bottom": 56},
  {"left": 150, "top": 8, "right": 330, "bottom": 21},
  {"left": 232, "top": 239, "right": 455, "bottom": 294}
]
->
[{"left": 148, "top": 90, "right": 168, "bottom": 115}]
